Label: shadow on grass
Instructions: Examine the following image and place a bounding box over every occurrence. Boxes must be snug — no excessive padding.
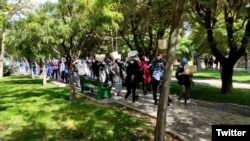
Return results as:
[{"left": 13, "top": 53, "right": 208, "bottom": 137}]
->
[
  {"left": 3, "top": 122, "right": 47, "bottom": 141},
  {"left": 0, "top": 76, "right": 154, "bottom": 141},
  {"left": 0, "top": 87, "right": 70, "bottom": 104},
  {"left": 2, "top": 79, "right": 43, "bottom": 85},
  {"left": 3, "top": 99, "right": 153, "bottom": 141},
  {"left": 0, "top": 105, "right": 12, "bottom": 111},
  {"left": 55, "top": 101, "right": 153, "bottom": 140}
]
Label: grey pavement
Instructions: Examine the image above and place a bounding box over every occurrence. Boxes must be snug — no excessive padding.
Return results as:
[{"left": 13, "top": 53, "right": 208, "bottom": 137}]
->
[{"left": 51, "top": 79, "right": 250, "bottom": 141}]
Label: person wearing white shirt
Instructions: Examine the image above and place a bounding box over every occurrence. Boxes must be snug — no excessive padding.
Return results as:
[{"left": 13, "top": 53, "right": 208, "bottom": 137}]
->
[{"left": 60, "top": 58, "right": 66, "bottom": 82}]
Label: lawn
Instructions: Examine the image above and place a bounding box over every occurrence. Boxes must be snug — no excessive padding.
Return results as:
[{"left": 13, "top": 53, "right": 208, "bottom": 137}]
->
[
  {"left": 170, "top": 83, "right": 250, "bottom": 106},
  {"left": 171, "top": 69, "right": 250, "bottom": 83},
  {"left": 0, "top": 76, "right": 156, "bottom": 141}
]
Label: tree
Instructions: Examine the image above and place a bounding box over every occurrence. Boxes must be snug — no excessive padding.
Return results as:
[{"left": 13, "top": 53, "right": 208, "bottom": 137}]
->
[
  {"left": 176, "top": 36, "right": 193, "bottom": 60},
  {"left": 7, "top": 2, "right": 62, "bottom": 85},
  {"left": 42, "top": 0, "right": 122, "bottom": 100},
  {"left": 118, "top": 0, "right": 174, "bottom": 57},
  {"left": 0, "top": 0, "right": 31, "bottom": 79},
  {"left": 189, "top": 0, "right": 250, "bottom": 94},
  {"left": 155, "top": 0, "right": 185, "bottom": 140},
  {"left": 0, "top": 0, "right": 10, "bottom": 79}
]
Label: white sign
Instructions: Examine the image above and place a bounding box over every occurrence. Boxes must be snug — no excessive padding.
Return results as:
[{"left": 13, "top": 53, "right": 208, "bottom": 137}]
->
[
  {"left": 110, "top": 51, "right": 121, "bottom": 60},
  {"left": 128, "top": 50, "right": 138, "bottom": 57},
  {"left": 184, "top": 65, "right": 197, "bottom": 74},
  {"left": 158, "top": 39, "right": 167, "bottom": 49},
  {"left": 95, "top": 54, "right": 106, "bottom": 62}
]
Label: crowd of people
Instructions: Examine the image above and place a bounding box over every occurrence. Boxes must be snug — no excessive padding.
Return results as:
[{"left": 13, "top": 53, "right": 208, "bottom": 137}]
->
[
  {"left": 204, "top": 56, "right": 219, "bottom": 69},
  {"left": 43, "top": 53, "right": 193, "bottom": 106},
  {"left": 12, "top": 60, "right": 30, "bottom": 73},
  {"left": 12, "top": 50, "right": 194, "bottom": 106}
]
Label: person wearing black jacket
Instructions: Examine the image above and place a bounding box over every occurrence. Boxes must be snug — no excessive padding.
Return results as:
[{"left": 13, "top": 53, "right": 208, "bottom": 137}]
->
[
  {"left": 124, "top": 56, "right": 140, "bottom": 103},
  {"left": 175, "top": 58, "right": 193, "bottom": 104}
]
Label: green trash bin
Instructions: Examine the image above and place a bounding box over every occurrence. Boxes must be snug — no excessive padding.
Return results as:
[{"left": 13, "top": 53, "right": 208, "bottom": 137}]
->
[
  {"left": 97, "top": 83, "right": 111, "bottom": 100},
  {"left": 102, "top": 87, "right": 111, "bottom": 98}
]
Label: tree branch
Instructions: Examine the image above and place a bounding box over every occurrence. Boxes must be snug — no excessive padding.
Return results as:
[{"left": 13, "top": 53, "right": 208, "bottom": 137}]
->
[
  {"left": 120, "top": 29, "right": 133, "bottom": 50},
  {"left": 233, "top": 19, "right": 250, "bottom": 64},
  {"left": 61, "top": 11, "right": 67, "bottom": 24},
  {"left": 224, "top": 6, "right": 238, "bottom": 57}
]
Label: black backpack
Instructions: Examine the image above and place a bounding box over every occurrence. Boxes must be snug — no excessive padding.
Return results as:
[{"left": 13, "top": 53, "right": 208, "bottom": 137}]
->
[{"left": 175, "top": 65, "right": 185, "bottom": 85}]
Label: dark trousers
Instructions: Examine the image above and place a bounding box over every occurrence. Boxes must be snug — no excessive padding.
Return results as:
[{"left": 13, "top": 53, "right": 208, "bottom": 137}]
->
[
  {"left": 152, "top": 78, "right": 160, "bottom": 104},
  {"left": 61, "top": 70, "right": 65, "bottom": 82},
  {"left": 65, "top": 72, "right": 69, "bottom": 83},
  {"left": 179, "top": 85, "right": 191, "bottom": 103},
  {"left": 125, "top": 81, "right": 137, "bottom": 102},
  {"left": 142, "top": 82, "right": 151, "bottom": 95},
  {"left": 52, "top": 69, "right": 59, "bottom": 79}
]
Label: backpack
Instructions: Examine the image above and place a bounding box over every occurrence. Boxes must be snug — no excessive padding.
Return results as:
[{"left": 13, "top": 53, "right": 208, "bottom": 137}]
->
[{"left": 175, "top": 65, "right": 185, "bottom": 85}]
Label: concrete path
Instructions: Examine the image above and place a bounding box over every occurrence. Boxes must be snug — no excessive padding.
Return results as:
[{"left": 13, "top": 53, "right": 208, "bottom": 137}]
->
[{"left": 51, "top": 79, "right": 250, "bottom": 141}]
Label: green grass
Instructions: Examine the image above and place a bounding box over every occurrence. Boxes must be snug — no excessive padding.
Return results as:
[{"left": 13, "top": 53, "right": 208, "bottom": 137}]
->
[
  {"left": 171, "top": 69, "right": 250, "bottom": 83},
  {"left": 0, "top": 76, "right": 154, "bottom": 141},
  {"left": 170, "top": 83, "right": 250, "bottom": 106}
]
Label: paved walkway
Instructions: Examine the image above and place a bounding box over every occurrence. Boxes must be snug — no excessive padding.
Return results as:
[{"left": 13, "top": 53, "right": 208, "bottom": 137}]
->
[{"left": 52, "top": 79, "right": 250, "bottom": 141}]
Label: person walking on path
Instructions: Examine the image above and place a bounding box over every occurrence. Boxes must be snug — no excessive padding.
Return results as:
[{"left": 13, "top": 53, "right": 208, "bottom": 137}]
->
[
  {"left": 110, "top": 59, "right": 123, "bottom": 96},
  {"left": 125, "top": 56, "right": 140, "bottom": 103},
  {"left": 151, "top": 53, "right": 164, "bottom": 105},
  {"left": 140, "top": 56, "right": 152, "bottom": 95},
  {"left": 60, "top": 58, "right": 66, "bottom": 82},
  {"left": 24, "top": 60, "right": 30, "bottom": 73},
  {"left": 208, "top": 56, "right": 214, "bottom": 69},
  {"left": 175, "top": 58, "right": 194, "bottom": 104},
  {"left": 204, "top": 56, "right": 208, "bottom": 69},
  {"left": 32, "top": 61, "right": 38, "bottom": 76},
  {"left": 52, "top": 58, "right": 59, "bottom": 80}
]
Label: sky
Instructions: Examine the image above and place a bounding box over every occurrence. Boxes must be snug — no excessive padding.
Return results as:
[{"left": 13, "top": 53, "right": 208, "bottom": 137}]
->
[
  {"left": 32, "top": 0, "right": 58, "bottom": 4},
  {"left": 8, "top": 0, "right": 58, "bottom": 5}
]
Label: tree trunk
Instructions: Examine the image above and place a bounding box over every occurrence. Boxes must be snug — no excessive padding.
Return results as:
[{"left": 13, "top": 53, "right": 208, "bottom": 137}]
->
[
  {"left": 154, "top": 0, "right": 185, "bottom": 141},
  {"left": 42, "top": 62, "right": 47, "bottom": 86},
  {"left": 220, "top": 63, "right": 233, "bottom": 94},
  {"left": 69, "top": 62, "right": 76, "bottom": 100},
  {"left": 0, "top": 32, "right": 6, "bottom": 79}
]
